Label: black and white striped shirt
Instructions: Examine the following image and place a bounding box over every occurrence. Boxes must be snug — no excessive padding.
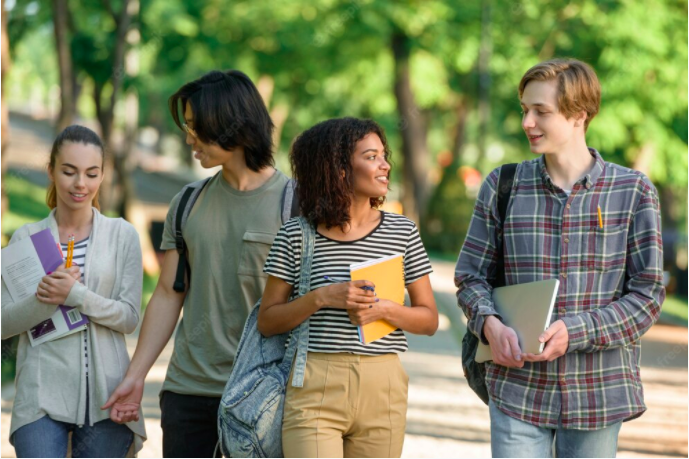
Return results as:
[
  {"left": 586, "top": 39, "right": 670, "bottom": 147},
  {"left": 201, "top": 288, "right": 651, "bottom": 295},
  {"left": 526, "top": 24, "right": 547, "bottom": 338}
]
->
[
  {"left": 263, "top": 212, "right": 433, "bottom": 355},
  {"left": 61, "top": 236, "right": 89, "bottom": 378}
]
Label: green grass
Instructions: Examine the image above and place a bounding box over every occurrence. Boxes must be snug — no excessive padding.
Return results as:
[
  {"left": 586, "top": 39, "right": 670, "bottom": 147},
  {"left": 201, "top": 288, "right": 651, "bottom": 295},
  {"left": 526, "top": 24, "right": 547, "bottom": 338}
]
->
[
  {"left": 1, "top": 355, "right": 17, "bottom": 384},
  {"left": 2, "top": 173, "right": 50, "bottom": 243},
  {"left": 142, "top": 272, "right": 158, "bottom": 309},
  {"left": 661, "top": 295, "right": 688, "bottom": 326},
  {"left": 427, "top": 250, "right": 459, "bottom": 263}
]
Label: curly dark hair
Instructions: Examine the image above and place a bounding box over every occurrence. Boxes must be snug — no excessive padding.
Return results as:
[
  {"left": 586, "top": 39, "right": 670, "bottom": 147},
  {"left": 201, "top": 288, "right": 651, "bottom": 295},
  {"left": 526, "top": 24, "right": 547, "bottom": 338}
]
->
[
  {"left": 290, "top": 117, "right": 392, "bottom": 231},
  {"left": 169, "top": 70, "right": 275, "bottom": 171}
]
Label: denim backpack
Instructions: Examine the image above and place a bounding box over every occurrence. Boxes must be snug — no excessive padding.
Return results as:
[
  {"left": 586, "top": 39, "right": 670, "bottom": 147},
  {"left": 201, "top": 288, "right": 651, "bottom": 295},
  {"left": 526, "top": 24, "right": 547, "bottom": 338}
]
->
[{"left": 218, "top": 216, "right": 314, "bottom": 458}]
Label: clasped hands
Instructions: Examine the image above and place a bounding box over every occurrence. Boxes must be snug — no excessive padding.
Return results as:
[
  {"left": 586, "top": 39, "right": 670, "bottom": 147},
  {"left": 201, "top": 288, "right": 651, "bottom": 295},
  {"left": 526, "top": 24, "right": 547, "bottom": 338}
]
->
[
  {"left": 483, "top": 315, "right": 569, "bottom": 368},
  {"left": 35, "top": 262, "right": 80, "bottom": 305},
  {"left": 314, "top": 280, "right": 391, "bottom": 326}
]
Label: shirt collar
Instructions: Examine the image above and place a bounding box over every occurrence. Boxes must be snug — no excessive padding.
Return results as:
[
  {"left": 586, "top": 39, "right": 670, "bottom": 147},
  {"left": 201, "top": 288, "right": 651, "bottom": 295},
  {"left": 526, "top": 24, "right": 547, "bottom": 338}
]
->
[{"left": 538, "top": 147, "right": 605, "bottom": 192}]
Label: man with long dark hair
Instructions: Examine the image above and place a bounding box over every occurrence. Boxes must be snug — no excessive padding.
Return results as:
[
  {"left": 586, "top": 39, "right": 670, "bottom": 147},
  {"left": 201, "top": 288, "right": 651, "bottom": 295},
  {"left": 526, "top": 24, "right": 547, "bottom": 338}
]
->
[{"left": 103, "top": 70, "right": 292, "bottom": 457}]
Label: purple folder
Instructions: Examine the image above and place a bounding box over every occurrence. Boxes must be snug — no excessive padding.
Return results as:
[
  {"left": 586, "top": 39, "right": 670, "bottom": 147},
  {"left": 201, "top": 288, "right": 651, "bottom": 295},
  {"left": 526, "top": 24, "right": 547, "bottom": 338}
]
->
[
  {"left": 29, "top": 229, "right": 89, "bottom": 334},
  {"left": 30, "top": 229, "right": 64, "bottom": 274}
]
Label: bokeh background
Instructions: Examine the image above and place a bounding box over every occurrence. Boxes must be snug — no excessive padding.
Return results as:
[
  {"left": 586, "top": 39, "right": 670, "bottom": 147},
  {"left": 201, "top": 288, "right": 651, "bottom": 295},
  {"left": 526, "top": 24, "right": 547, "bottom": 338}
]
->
[{"left": 1, "top": 0, "right": 687, "bottom": 457}]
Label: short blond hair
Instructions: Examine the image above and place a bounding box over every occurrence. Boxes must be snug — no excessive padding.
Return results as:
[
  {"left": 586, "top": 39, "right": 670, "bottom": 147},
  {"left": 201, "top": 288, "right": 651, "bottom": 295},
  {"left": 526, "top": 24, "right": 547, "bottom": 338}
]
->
[{"left": 518, "top": 58, "right": 601, "bottom": 131}]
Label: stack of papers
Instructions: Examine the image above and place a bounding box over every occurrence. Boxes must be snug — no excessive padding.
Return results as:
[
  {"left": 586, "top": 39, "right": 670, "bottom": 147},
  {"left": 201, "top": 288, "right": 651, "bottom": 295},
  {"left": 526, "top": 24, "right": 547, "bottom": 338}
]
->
[{"left": 1, "top": 228, "right": 89, "bottom": 346}]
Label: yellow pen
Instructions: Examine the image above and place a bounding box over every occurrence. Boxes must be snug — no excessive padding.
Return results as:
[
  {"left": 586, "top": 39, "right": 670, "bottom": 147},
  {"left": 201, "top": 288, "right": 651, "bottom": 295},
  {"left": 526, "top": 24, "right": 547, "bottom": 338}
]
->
[{"left": 597, "top": 205, "right": 604, "bottom": 229}]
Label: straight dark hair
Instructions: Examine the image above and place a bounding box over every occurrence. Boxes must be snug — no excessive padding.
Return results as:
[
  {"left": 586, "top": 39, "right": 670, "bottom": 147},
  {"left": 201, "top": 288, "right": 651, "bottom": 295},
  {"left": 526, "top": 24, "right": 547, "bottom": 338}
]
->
[
  {"left": 46, "top": 125, "right": 105, "bottom": 210},
  {"left": 168, "top": 70, "right": 275, "bottom": 171}
]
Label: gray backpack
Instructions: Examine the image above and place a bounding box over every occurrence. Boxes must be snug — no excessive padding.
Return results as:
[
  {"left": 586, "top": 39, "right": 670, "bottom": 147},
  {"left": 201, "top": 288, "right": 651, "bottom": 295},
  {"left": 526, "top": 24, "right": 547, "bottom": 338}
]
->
[{"left": 170, "top": 172, "right": 299, "bottom": 292}]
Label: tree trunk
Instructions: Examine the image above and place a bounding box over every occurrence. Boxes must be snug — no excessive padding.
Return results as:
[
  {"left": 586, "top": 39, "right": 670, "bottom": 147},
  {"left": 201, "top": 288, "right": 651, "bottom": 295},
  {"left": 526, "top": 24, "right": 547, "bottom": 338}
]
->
[
  {"left": 52, "top": 0, "right": 75, "bottom": 132},
  {"left": 94, "top": 82, "right": 117, "bottom": 212},
  {"left": 270, "top": 104, "right": 289, "bottom": 155},
  {"left": 391, "top": 30, "right": 430, "bottom": 224},
  {"left": 477, "top": 0, "right": 492, "bottom": 169},
  {"left": 256, "top": 74, "right": 289, "bottom": 156},
  {"left": 115, "top": 90, "right": 138, "bottom": 219},
  {"left": 451, "top": 95, "right": 469, "bottom": 164},
  {"left": 96, "top": 0, "right": 133, "bottom": 215}
]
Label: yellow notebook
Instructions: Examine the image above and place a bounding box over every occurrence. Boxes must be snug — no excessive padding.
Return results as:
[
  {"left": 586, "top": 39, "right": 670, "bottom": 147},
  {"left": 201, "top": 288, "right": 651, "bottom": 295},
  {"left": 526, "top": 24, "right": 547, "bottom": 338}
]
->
[{"left": 350, "top": 254, "right": 405, "bottom": 344}]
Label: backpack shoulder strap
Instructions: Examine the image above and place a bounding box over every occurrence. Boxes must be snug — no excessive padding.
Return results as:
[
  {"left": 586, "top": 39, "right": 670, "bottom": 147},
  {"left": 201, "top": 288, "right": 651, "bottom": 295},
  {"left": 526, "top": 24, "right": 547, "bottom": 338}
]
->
[
  {"left": 171, "top": 175, "right": 213, "bottom": 293},
  {"left": 281, "top": 179, "right": 300, "bottom": 224},
  {"left": 497, "top": 163, "right": 517, "bottom": 224},
  {"left": 494, "top": 163, "right": 517, "bottom": 288}
]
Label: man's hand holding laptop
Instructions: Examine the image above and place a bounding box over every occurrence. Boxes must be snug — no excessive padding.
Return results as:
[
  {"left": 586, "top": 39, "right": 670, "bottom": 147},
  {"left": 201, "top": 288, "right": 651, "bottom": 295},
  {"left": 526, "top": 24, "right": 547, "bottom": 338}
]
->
[
  {"left": 521, "top": 320, "right": 569, "bottom": 363},
  {"left": 483, "top": 316, "right": 524, "bottom": 368},
  {"left": 484, "top": 316, "right": 569, "bottom": 367}
]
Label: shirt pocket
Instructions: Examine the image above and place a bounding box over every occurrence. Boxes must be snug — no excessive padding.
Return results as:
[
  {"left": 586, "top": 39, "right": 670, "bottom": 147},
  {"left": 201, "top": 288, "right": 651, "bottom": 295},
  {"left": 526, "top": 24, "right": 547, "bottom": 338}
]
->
[
  {"left": 592, "top": 224, "right": 627, "bottom": 272},
  {"left": 237, "top": 231, "right": 275, "bottom": 311},
  {"left": 237, "top": 231, "right": 276, "bottom": 277}
]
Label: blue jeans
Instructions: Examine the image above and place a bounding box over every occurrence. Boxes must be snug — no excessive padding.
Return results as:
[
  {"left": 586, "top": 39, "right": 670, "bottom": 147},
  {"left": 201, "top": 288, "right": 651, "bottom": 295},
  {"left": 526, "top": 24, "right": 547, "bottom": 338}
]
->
[
  {"left": 11, "top": 415, "right": 133, "bottom": 458},
  {"left": 489, "top": 400, "right": 622, "bottom": 458}
]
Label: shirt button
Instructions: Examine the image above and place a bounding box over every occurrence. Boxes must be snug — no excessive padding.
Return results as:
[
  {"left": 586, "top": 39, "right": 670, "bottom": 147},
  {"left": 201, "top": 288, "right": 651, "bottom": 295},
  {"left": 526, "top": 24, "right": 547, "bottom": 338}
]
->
[
  {"left": 566, "top": 203, "right": 571, "bottom": 209},
  {"left": 560, "top": 307, "right": 566, "bottom": 315},
  {"left": 561, "top": 273, "right": 567, "bottom": 279},
  {"left": 564, "top": 238, "right": 569, "bottom": 243},
  {"left": 560, "top": 378, "right": 566, "bottom": 385},
  {"left": 585, "top": 183, "right": 591, "bottom": 189}
]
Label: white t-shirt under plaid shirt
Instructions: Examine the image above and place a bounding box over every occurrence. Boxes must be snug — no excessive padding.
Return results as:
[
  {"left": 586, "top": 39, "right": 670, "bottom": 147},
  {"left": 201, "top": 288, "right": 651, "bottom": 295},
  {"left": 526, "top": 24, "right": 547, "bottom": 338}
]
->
[{"left": 263, "top": 211, "right": 433, "bottom": 355}]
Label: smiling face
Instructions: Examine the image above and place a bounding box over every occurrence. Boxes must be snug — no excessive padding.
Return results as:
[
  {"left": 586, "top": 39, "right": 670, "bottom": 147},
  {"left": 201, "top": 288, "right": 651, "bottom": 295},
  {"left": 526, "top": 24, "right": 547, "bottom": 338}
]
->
[
  {"left": 520, "top": 79, "right": 586, "bottom": 155},
  {"left": 48, "top": 141, "right": 104, "bottom": 211},
  {"left": 183, "top": 102, "right": 234, "bottom": 168},
  {"left": 350, "top": 133, "right": 390, "bottom": 199}
]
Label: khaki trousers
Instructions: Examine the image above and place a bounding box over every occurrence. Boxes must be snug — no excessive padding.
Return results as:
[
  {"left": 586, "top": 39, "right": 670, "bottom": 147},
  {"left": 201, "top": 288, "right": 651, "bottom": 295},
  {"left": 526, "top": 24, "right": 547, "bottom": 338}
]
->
[{"left": 282, "top": 352, "right": 409, "bottom": 458}]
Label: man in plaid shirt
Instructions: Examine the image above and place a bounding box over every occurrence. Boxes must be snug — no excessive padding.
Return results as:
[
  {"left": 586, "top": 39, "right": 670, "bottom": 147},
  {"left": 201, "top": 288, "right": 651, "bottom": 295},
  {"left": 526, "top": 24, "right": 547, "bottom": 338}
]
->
[{"left": 455, "top": 59, "right": 665, "bottom": 457}]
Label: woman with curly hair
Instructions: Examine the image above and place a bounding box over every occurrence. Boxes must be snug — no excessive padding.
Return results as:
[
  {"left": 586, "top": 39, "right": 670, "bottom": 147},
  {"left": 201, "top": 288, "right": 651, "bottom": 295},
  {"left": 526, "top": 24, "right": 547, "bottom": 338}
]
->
[{"left": 258, "top": 117, "right": 438, "bottom": 458}]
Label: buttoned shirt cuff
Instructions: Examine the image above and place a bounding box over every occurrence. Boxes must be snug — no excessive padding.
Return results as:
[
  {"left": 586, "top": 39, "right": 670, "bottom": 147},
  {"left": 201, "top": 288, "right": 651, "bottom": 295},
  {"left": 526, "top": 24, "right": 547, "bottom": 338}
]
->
[
  {"left": 561, "top": 315, "right": 589, "bottom": 353},
  {"left": 473, "top": 303, "right": 502, "bottom": 345}
]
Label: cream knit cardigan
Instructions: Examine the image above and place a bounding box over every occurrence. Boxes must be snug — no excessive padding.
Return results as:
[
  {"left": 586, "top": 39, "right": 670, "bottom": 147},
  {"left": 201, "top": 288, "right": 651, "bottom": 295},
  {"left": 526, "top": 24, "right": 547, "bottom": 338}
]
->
[{"left": 1, "top": 208, "right": 146, "bottom": 453}]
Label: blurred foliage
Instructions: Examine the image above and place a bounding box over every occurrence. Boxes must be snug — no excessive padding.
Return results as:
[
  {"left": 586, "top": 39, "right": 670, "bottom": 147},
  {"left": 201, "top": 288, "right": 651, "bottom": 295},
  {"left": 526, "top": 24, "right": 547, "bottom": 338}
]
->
[
  {"left": 1, "top": 336, "right": 18, "bottom": 383},
  {"left": 1, "top": 172, "right": 50, "bottom": 239},
  {"left": 662, "top": 295, "right": 689, "bottom": 327},
  {"left": 425, "top": 160, "right": 475, "bottom": 254},
  {"left": 4, "top": 0, "right": 688, "bottom": 254}
]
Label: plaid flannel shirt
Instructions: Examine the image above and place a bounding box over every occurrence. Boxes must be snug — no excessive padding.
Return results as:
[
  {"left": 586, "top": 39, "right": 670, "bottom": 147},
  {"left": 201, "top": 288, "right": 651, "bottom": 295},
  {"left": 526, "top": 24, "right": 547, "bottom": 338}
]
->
[{"left": 455, "top": 149, "right": 665, "bottom": 430}]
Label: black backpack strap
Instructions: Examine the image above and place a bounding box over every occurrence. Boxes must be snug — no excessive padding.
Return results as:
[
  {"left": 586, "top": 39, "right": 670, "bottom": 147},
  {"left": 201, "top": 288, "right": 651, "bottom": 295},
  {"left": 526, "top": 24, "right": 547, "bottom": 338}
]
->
[
  {"left": 173, "top": 187, "right": 195, "bottom": 292},
  {"left": 281, "top": 179, "right": 300, "bottom": 224},
  {"left": 461, "top": 163, "right": 518, "bottom": 406},
  {"left": 494, "top": 163, "right": 517, "bottom": 288},
  {"left": 171, "top": 175, "right": 213, "bottom": 293}
]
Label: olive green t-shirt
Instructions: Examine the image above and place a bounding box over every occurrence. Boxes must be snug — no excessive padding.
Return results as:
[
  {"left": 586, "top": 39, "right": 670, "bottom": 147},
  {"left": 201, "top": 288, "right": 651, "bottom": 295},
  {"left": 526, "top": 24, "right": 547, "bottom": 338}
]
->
[{"left": 160, "top": 169, "right": 289, "bottom": 397}]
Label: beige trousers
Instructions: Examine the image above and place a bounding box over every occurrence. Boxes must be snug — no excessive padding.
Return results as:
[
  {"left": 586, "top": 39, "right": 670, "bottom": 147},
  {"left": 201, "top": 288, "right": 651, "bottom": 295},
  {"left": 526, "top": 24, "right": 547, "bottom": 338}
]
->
[{"left": 282, "top": 352, "right": 409, "bottom": 458}]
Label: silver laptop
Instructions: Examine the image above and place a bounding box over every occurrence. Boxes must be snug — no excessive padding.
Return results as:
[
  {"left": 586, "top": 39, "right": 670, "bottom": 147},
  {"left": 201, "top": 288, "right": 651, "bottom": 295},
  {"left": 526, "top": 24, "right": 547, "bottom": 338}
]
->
[{"left": 475, "top": 279, "right": 560, "bottom": 363}]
